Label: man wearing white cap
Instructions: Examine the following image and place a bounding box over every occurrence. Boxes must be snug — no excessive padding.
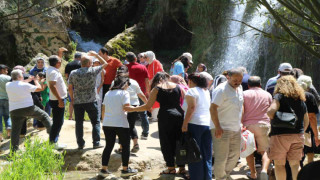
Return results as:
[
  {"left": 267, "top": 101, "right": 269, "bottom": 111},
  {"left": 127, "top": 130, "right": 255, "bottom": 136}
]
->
[{"left": 265, "top": 62, "right": 293, "bottom": 95}]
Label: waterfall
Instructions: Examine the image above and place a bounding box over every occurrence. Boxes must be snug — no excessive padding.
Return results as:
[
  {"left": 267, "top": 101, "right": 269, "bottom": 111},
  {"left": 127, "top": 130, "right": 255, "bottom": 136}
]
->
[
  {"left": 213, "top": 1, "right": 273, "bottom": 75},
  {"left": 68, "top": 30, "right": 103, "bottom": 53}
]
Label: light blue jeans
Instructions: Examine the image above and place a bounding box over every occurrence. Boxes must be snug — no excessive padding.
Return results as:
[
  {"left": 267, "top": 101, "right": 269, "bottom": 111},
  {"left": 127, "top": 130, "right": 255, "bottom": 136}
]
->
[{"left": 0, "top": 99, "right": 11, "bottom": 133}]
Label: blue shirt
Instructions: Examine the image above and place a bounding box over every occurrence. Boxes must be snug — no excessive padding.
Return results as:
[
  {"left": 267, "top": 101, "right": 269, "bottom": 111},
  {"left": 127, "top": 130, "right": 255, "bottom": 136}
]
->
[{"left": 172, "top": 61, "right": 184, "bottom": 77}]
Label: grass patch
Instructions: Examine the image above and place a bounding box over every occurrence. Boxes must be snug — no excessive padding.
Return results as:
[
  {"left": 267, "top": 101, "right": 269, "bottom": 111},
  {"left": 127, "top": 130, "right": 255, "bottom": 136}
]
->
[{"left": 0, "top": 138, "right": 65, "bottom": 180}]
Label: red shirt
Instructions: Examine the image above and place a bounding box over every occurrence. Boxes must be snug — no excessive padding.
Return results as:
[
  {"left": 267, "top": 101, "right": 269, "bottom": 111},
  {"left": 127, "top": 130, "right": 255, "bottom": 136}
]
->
[
  {"left": 104, "top": 57, "right": 122, "bottom": 85},
  {"left": 127, "top": 62, "right": 149, "bottom": 94},
  {"left": 147, "top": 59, "right": 163, "bottom": 80}
]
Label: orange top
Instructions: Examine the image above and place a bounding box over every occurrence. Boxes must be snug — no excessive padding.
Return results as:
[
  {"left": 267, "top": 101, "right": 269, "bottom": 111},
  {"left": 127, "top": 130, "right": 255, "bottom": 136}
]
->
[
  {"left": 147, "top": 59, "right": 163, "bottom": 109},
  {"left": 104, "top": 57, "right": 122, "bottom": 85},
  {"left": 147, "top": 59, "right": 163, "bottom": 80}
]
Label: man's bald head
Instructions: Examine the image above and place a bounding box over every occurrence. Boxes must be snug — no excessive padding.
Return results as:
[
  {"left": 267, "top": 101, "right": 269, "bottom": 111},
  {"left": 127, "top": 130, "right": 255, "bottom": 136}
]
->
[
  {"left": 248, "top": 76, "right": 261, "bottom": 88},
  {"left": 81, "top": 55, "right": 93, "bottom": 67}
]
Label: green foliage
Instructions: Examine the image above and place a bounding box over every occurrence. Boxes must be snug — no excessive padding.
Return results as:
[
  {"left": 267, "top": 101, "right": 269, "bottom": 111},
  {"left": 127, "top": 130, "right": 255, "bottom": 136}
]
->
[
  {"left": 35, "top": 35, "right": 45, "bottom": 43},
  {"left": 66, "top": 41, "right": 77, "bottom": 62},
  {"left": 110, "top": 35, "right": 134, "bottom": 60},
  {"left": 47, "top": 37, "right": 54, "bottom": 47},
  {"left": 0, "top": 138, "right": 65, "bottom": 180}
]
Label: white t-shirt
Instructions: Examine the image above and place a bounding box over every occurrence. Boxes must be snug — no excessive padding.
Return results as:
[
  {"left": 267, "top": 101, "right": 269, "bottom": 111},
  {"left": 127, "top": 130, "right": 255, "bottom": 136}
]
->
[
  {"left": 111, "top": 79, "right": 142, "bottom": 106},
  {"left": 6, "top": 81, "right": 37, "bottom": 111},
  {"left": 211, "top": 82, "right": 244, "bottom": 132},
  {"left": 102, "top": 89, "right": 130, "bottom": 128},
  {"left": 182, "top": 87, "right": 211, "bottom": 126},
  {"left": 46, "top": 66, "right": 67, "bottom": 100}
]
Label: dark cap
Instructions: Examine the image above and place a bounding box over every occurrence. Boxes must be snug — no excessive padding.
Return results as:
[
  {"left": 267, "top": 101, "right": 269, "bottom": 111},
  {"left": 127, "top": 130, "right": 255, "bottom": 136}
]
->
[
  {"left": 126, "top": 52, "right": 136, "bottom": 63},
  {"left": 74, "top": 52, "right": 82, "bottom": 59},
  {"left": 0, "top": 64, "right": 8, "bottom": 70}
]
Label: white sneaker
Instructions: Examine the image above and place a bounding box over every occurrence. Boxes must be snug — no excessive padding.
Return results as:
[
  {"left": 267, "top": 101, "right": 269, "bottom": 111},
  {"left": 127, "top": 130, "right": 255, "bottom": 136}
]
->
[{"left": 54, "top": 143, "right": 67, "bottom": 150}]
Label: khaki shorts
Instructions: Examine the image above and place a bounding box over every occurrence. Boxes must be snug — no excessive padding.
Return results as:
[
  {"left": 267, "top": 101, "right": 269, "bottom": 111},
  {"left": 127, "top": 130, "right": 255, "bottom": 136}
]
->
[
  {"left": 268, "top": 134, "right": 304, "bottom": 161},
  {"left": 246, "top": 123, "right": 270, "bottom": 152}
]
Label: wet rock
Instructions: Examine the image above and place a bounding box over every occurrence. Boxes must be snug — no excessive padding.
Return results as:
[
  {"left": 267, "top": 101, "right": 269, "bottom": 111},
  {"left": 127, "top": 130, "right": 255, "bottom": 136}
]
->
[{"left": 0, "top": 1, "right": 71, "bottom": 66}]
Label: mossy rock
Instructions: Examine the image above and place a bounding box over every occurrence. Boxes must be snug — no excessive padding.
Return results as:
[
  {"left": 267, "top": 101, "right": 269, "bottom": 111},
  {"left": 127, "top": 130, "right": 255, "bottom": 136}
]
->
[{"left": 105, "top": 25, "right": 152, "bottom": 60}]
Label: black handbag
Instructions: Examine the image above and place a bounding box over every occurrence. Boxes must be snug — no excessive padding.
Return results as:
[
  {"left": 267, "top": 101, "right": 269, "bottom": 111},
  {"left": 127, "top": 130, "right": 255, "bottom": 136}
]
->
[
  {"left": 176, "top": 132, "right": 202, "bottom": 165},
  {"left": 271, "top": 98, "right": 298, "bottom": 129}
]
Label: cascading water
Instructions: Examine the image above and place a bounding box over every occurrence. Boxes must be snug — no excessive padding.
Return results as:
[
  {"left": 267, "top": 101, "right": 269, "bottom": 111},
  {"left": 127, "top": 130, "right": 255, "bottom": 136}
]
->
[
  {"left": 213, "top": 1, "right": 273, "bottom": 75},
  {"left": 68, "top": 30, "right": 103, "bottom": 53}
]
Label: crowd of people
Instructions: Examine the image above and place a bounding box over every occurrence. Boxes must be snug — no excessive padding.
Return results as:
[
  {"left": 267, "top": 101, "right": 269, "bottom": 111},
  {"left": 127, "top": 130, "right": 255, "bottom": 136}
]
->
[{"left": 0, "top": 47, "right": 319, "bottom": 180}]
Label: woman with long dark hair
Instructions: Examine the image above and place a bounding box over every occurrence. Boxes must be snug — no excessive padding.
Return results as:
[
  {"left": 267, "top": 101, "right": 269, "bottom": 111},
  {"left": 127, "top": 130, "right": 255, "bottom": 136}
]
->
[{"left": 125, "top": 72, "right": 186, "bottom": 175}]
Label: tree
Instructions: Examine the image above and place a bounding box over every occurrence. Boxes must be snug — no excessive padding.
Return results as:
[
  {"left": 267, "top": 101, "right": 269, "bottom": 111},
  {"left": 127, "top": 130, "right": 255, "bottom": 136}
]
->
[{"left": 237, "top": 0, "right": 320, "bottom": 59}]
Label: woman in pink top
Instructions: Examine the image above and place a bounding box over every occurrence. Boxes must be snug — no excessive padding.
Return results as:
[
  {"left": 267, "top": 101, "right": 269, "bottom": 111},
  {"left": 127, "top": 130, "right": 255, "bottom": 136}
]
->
[{"left": 170, "top": 75, "right": 188, "bottom": 106}]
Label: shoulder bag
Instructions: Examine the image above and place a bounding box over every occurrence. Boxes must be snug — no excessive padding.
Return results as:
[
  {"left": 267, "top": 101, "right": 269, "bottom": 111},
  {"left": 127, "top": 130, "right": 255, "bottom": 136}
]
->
[
  {"left": 176, "top": 132, "right": 202, "bottom": 165},
  {"left": 271, "top": 98, "right": 298, "bottom": 129}
]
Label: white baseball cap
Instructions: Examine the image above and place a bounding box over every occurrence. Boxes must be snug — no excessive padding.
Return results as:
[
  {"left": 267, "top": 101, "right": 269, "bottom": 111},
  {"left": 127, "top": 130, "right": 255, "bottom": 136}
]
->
[
  {"left": 278, "top": 63, "right": 292, "bottom": 72},
  {"left": 182, "top": 52, "right": 193, "bottom": 64}
]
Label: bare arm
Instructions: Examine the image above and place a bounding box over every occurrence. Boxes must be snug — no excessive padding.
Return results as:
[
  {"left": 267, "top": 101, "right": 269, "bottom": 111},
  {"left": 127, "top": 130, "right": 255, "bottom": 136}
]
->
[
  {"left": 303, "top": 113, "right": 309, "bottom": 132},
  {"left": 68, "top": 84, "right": 74, "bottom": 104},
  {"left": 33, "top": 76, "right": 43, "bottom": 92},
  {"left": 88, "top": 51, "right": 108, "bottom": 69},
  {"left": 97, "top": 70, "right": 105, "bottom": 94},
  {"left": 182, "top": 95, "right": 196, "bottom": 132},
  {"left": 267, "top": 99, "right": 280, "bottom": 119},
  {"left": 137, "top": 93, "right": 148, "bottom": 104},
  {"left": 58, "top": 47, "right": 68, "bottom": 59},
  {"left": 101, "top": 104, "right": 105, "bottom": 122},
  {"left": 210, "top": 103, "right": 223, "bottom": 138},
  {"left": 308, "top": 113, "right": 319, "bottom": 146},
  {"left": 124, "top": 87, "right": 158, "bottom": 112},
  {"left": 145, "top": 78, "right": 150, "bottom": 97},
  {"left": 49, "top": 81, "right": 64, "bottom": 108}
]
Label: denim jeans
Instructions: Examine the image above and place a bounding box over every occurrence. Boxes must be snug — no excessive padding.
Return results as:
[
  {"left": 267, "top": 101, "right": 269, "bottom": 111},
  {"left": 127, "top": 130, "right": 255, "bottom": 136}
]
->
[
  {"left": 212, "top": 129, "right": 241, "bottom": 180},
  {"left": 139, "top": 98, "right": 149, "bottom": 136},
  {"left": 74, "top": 102, "right": 100, "bottom": 147},
  {"left": 0, "top": 99, "right": 11, "bottom": 133},
  {"left": 49, "top": 99, "right": 66, "bottom": 143},
  {"left": 10, "top": 105, "right": 52, "bottom": 152},
  {"left": 188, "top": 124, "right": 212, "bottom": 180}
]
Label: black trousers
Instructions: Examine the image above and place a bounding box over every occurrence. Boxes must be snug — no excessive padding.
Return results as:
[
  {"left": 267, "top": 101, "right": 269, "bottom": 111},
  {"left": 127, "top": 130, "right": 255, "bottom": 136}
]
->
[
  {"left": 127, "top": 111, "right": 139, "bottom": 140},
  {"left": 158, "top": 113, "right": 184, "bottom": 167},
  {"left": 102, "top": 126, "right": 130, "bottom": 166}
]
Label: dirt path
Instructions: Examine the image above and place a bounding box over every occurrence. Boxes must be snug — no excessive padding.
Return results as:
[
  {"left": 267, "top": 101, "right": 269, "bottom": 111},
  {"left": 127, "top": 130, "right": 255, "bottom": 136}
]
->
[{"left": 3, "top": 119, "right": 315, "bottom": 179}]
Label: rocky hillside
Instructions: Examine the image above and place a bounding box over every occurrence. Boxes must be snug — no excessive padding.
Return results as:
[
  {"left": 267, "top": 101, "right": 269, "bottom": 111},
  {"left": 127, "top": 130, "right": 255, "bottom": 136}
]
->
[{"left": 0, "top": 0, "right": 71, "bottom": 66}]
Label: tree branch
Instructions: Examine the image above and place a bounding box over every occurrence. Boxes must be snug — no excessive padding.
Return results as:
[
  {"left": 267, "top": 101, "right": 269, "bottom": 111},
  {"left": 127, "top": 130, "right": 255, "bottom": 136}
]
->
[
  {"left": 5, "top": 0, "right": 70, "bottom": 21},
  {"left": 228, "top": 18, "right": 294, "bottom": 42},
  {"left": 261, "top": 0, "right": 320, "bottom": 59}
]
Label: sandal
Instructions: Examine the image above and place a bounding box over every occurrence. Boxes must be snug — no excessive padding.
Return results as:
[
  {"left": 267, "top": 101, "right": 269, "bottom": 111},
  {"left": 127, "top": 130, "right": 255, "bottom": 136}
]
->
[
  {"left": 178, "top": 168, "right": 187, "bottom": 175},
  {"left": 131, "top": 144, "right": 140, "bottom": 153},
  {"left": 246, "top": 172, "right": 257, "bottom": 180},
  {"left": 114, "top": 148, "right": 122, "bottom": 154},
  {"left": 160, "top": 168, "right": 176, "bottom": 175}
]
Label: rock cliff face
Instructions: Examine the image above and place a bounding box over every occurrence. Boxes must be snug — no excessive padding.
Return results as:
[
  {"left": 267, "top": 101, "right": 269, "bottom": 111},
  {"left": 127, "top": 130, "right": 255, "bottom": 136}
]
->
[
  {"left": 70, "top": 0, "right": 146, "bottom": 37},
  {"left": 0, "top": 1, "right": 70, "bottom": 66}
]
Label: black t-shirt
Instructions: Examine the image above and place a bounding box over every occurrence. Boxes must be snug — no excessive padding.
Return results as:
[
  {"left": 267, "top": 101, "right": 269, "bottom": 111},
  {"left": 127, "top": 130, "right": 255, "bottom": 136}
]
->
[
  {"left": 305, "top": 92, "right": 319, "bottom": 114},
  {"left": 270, "top": 93, "right": 307, "bottom": 136},
  {"left": 65, "top": 60, "right": 81, "bottom": 77}
]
